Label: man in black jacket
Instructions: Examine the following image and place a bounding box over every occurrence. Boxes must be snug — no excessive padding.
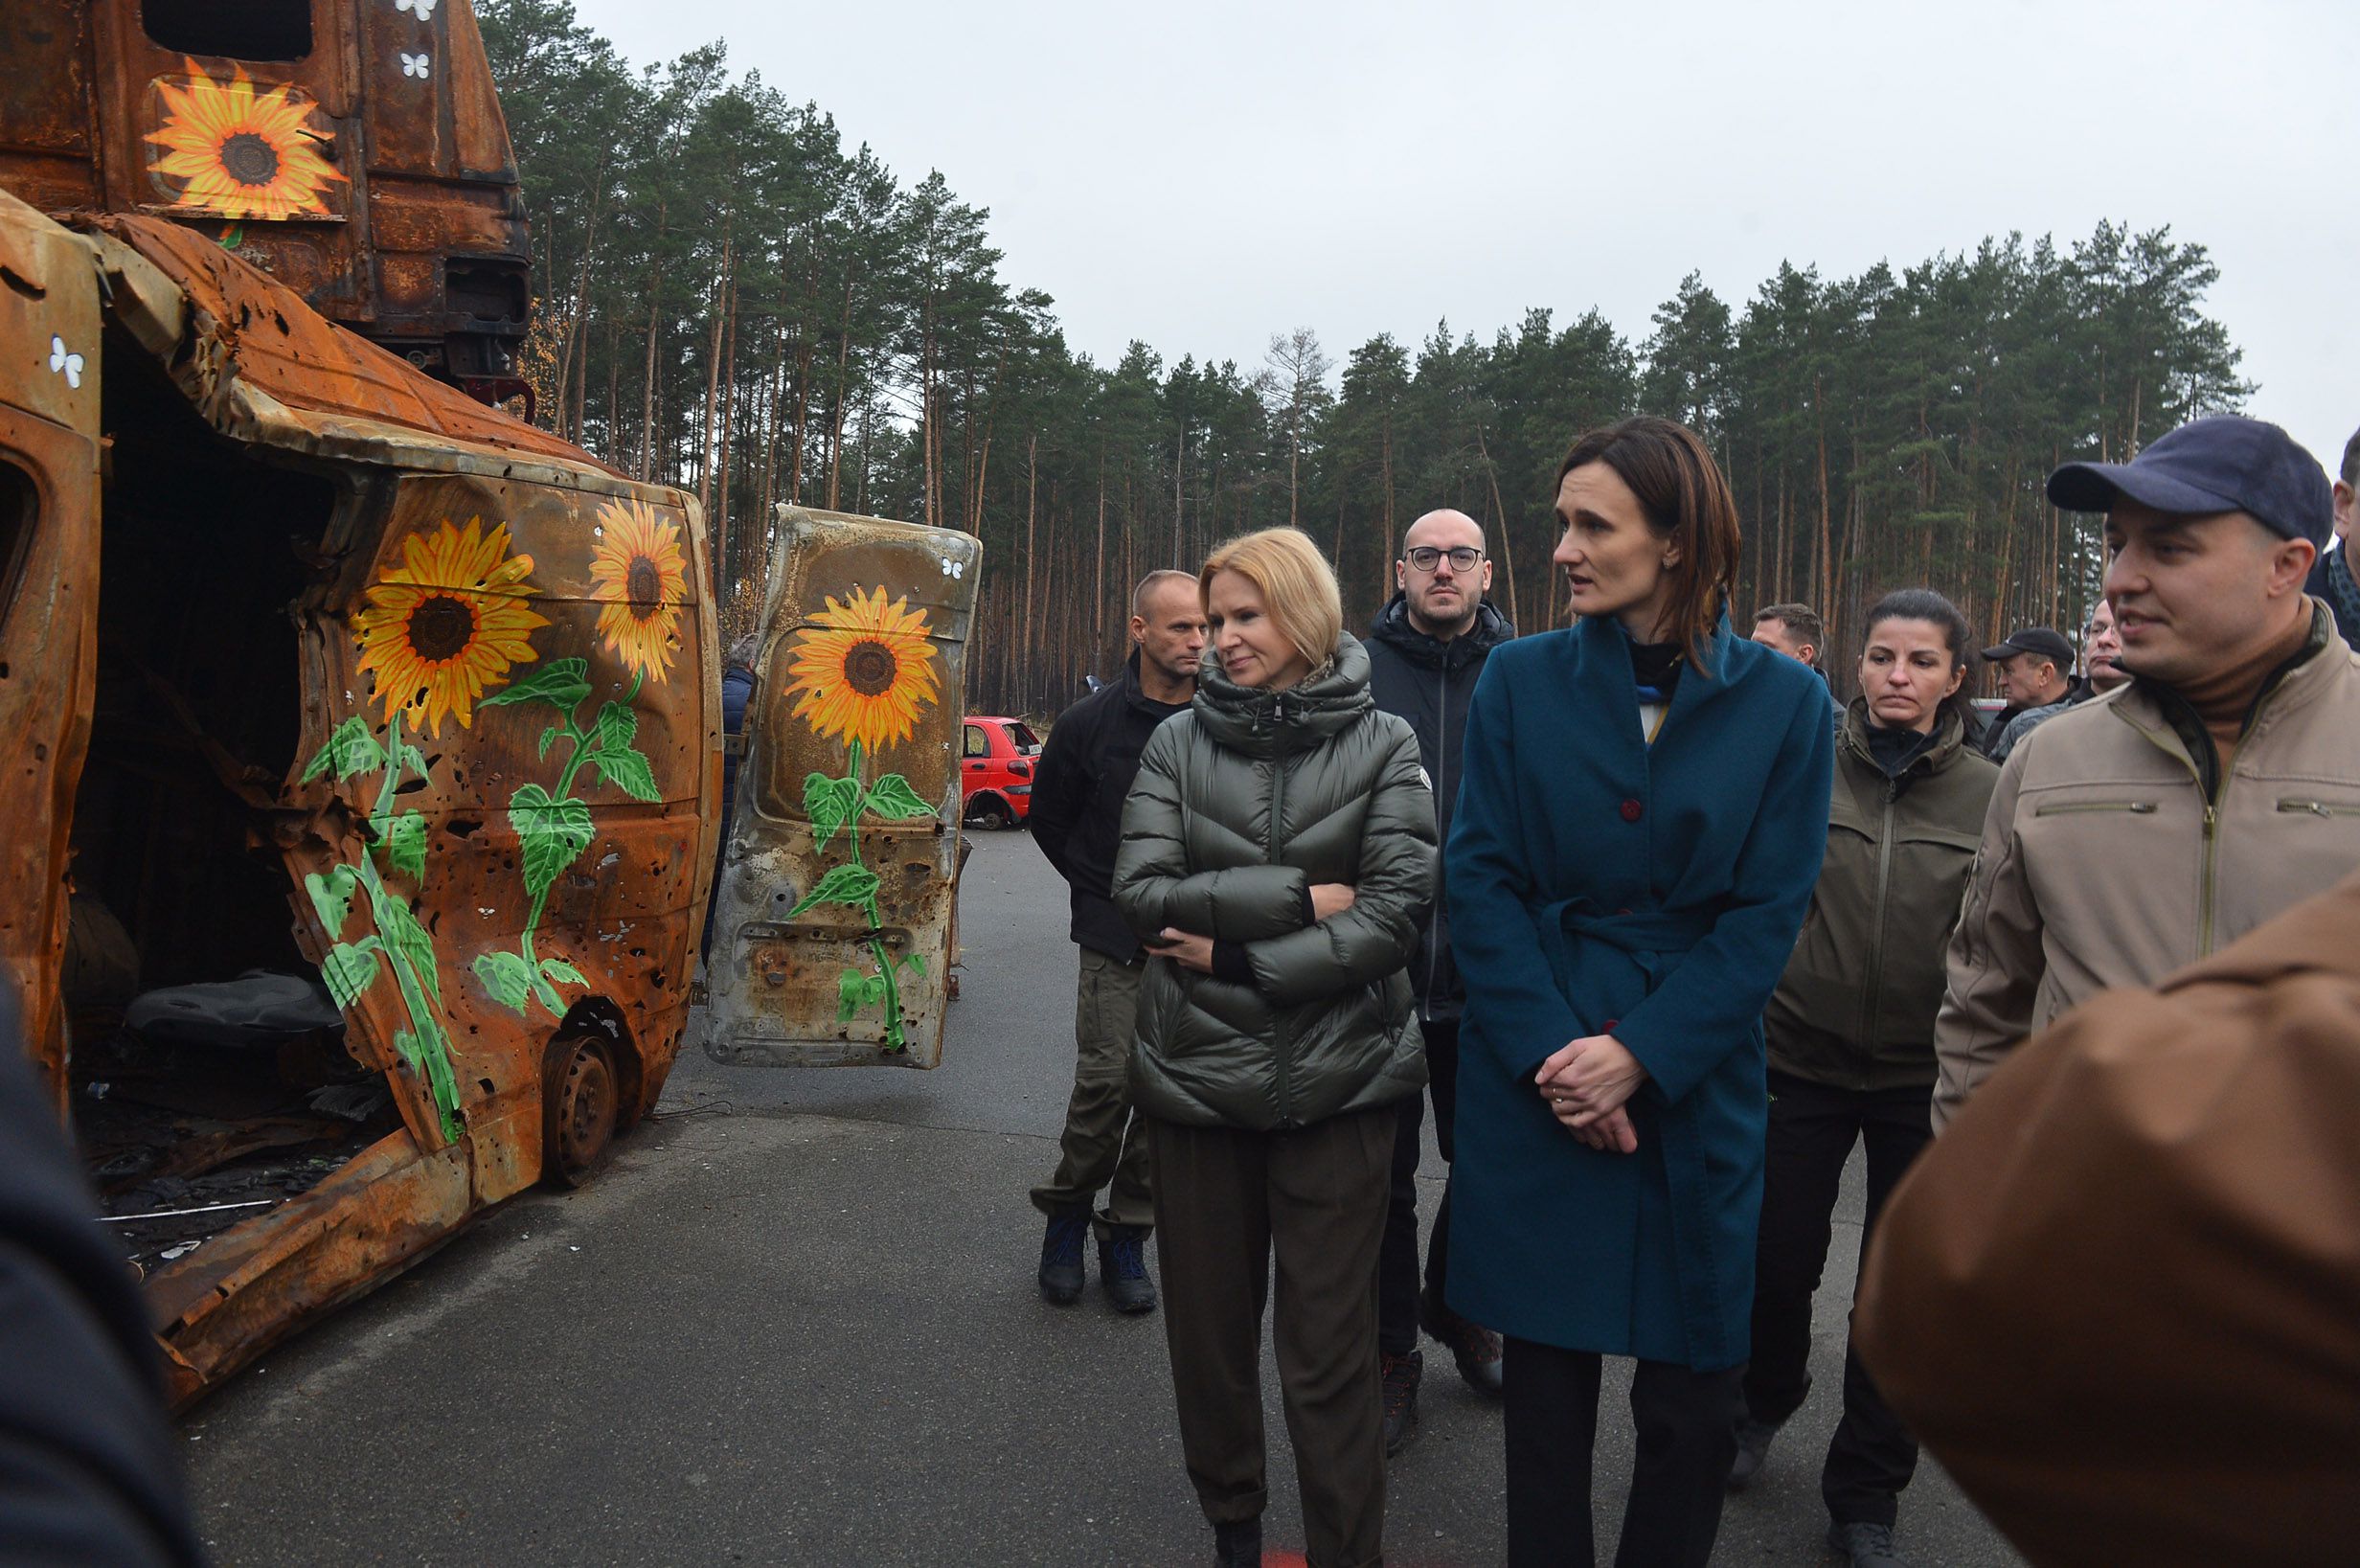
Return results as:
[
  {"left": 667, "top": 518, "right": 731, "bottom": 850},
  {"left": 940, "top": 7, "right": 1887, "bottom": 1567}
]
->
[
  {"left": 1026, "top": 570, "right": 1206, "bottom": 1313},
  {"left": 1365, "top": 509, "right": 1513, "bottom": 1451}
]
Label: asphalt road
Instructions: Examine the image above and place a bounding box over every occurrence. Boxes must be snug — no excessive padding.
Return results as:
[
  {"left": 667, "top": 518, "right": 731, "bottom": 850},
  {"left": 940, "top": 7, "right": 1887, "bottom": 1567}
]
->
[{"left": 180, "top": 830, "right": 2022, "bottom": 1567}]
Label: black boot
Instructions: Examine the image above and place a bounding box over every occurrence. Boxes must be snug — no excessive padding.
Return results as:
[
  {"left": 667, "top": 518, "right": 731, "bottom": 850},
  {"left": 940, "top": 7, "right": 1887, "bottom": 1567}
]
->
[
  {"left": 1036, "top": 1206, "right": 1088, "bottom": 1306},
  {"left": 1380, "top": 1348, "right": 1423, "bottom": 1457},
  {"left": 1213, "top": 1516, "right": 1261, "bottom": 1566},
  {"left": 1419, "top": 1283, "right": 1505, "bottom": 1398},
  {"left": 1099, "top": 1224, "right": 1157, "bottom": 1314}
]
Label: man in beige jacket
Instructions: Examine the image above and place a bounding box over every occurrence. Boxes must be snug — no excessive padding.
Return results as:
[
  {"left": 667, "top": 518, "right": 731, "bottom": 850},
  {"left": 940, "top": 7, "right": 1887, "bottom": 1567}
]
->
[{"left": 1931, "top": 414, "right": 2360, "bottom": 1128}]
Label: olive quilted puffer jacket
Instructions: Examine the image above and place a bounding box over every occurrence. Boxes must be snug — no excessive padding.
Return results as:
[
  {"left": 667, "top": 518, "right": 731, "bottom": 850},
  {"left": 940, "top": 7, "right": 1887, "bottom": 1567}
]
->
[{"left": 1113, "top": 634, "right": 1435, "bottom": 1130}]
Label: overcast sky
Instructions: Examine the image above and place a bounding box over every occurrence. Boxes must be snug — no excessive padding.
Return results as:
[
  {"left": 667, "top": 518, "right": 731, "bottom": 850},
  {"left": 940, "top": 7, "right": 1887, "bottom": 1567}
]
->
[{"left": 571, "top": 0, "right": 2355, "bottom": 471}]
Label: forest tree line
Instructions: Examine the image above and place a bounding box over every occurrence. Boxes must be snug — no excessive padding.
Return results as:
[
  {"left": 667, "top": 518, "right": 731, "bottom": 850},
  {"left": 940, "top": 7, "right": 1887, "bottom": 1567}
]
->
[{"left": 479, "top": 0, "right": 2253, "bottom": 710}]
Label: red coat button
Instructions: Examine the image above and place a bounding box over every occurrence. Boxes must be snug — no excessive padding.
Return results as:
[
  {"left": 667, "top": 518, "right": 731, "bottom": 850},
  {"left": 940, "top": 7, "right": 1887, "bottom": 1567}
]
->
[{"left": 1620, "top": 798, "right": 1643, "bottom": 823}]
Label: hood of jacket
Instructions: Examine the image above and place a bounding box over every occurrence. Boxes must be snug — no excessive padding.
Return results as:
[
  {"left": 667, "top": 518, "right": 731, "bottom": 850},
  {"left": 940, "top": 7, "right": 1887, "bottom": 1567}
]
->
[
  {"left": 1367, "top": 594, "right": 1514, "bottom": 672},
  {"left": 1192, "top": 632, "right": 1376, "bottom": 760}
]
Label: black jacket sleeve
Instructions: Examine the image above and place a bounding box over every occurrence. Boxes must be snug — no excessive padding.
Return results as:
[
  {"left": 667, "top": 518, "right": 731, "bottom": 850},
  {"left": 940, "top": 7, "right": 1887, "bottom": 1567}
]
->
[
  {"left": 0, "top": 994, "right": 209, "bottom": 1567},
  {"left": 1027, "top": 693, "right": 1095, "bottom": 885}
]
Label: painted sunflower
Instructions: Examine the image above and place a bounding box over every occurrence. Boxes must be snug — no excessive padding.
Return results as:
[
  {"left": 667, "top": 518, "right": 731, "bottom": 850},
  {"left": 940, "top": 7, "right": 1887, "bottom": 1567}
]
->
[
  {"left": 782, "top": 586, "right": 942, "bottom": 757},
  {"left": 353, "top": 518, "right": 548, "bottom": 737},
  {"left": 147, "top": 59, "right": 348, "bottom": 222},
  {"left": 586, "top": 498, "right": 688, "bottom": 684}
]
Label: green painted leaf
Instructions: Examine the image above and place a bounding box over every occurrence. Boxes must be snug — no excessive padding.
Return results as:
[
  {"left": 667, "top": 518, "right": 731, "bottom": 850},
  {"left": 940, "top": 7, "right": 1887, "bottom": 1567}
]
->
[
  {"left": 383, "top": 810, "right": 429, "bottom": 880},
  {"left": 787, "top": 862, "right": 881, "bottom": 920},
  {"left": 481, "top": 657, "right": 592, "bottom": 714},
  {"left": 322, "top": 939, "right": 381, "bottom": 1008},
  {"left": 510, "top": 784, "right": 596, "bottom": 899},
  {"left": 304, "top": 716, "right": 386, "bottom": 784},
  {"left": 862, "top": 973, "right": 890, "bottom": 1006},
  {"left": 539, "top": 956, "right": 587, "bottom": 988},
  {"left": 804, "top": 773, "right": 862, "bottom": 847},
  {"left": 305, "top": 866, "right": 360, "bottom": 935},
  {"left": 472, "top": 949, "right": 535, "bottom": 1013},
  {"left": 864, "top": 773, "right": 938, "bottom": 822},
  {"left": 898, "top": 952, "right": 927, "bottom": 978},
  {"left": 594, "top": 699, "right": 638, "bottom": 753},
  {"left": 374, "top": 895, "right": 442, "bottom": 1009},
  {"left": 836, "top": 967, "right": 866, "bottom": 1021},
  {"left": 592, "top": 744, "right": 662, "bottom": 803},
  {"left": 392, "top": 1027, "right": 425, "bottom": 1068},
  {"left": 395, "top": 742, "right": 431, "bottom": 780}
]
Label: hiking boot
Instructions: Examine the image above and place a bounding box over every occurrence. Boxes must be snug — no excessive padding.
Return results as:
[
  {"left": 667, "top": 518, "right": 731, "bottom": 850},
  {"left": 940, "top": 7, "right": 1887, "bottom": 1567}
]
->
[
  {"left": 1827, "top": 1519, "right": 1905, "bottom": 1568},
  {"left": 1728, "top": 1417, "right": 1780, "bottom": 1490},
  {"left": 1418, "top": 1284, "right": 1505, "bottom": 1398},
  {"left": 1036, "top": 1206, "right": 1088, "bottom": 1306},
  {"left": 1099, "top": 1224, "right": 1157, "bottom": 1315},
  {"left": 1213, "top": 1516, "right": 1262, "bottom": 1567},
  {"left": 1380, "top": 1348, "right": 1423, "bottom": 1457}
]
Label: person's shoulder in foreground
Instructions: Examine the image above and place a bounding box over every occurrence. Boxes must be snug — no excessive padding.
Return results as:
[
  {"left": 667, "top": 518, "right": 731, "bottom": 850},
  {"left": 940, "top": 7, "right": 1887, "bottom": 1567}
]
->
[{"left": 1857, "top": 868, "right": 2360, "bottom": 1568}]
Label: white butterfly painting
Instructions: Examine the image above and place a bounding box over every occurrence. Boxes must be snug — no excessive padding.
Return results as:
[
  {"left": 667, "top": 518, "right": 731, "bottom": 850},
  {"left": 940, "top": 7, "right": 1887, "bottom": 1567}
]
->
[
  {"left": 48, "top": 335, "right": 83, "bottom": 390},
  {"left": 400, "top": 51, "right": 431, "bottom": 79},
  {"left": 395, "top": 0, "right": 439, "bottom": 16},
  {"left": 939, "top": 557, "right": 965, "bottom": 580}
]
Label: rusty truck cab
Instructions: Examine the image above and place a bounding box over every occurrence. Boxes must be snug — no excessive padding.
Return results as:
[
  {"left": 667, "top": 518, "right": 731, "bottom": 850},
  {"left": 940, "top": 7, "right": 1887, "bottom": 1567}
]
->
[{"left": 0, "top": 0, "right": 532, "bottom": 398}]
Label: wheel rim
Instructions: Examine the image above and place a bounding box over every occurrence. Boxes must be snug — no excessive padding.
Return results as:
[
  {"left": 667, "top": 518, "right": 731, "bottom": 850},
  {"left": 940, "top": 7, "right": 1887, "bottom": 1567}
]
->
[{"left": 551, "top": 1037, "right": 616, "bottom": 1181}]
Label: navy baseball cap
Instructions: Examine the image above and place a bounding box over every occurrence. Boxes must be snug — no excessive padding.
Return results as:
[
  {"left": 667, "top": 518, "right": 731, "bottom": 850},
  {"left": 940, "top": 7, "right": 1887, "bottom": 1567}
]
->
[{"left": 2047, "top": 415, "right": 2332, "bottom": 547}]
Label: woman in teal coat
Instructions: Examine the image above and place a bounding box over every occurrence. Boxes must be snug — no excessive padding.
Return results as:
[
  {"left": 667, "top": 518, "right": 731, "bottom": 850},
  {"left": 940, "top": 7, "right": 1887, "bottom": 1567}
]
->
[{"left": 1446, "top": 418, "right": 1834, "bottom": 1567}]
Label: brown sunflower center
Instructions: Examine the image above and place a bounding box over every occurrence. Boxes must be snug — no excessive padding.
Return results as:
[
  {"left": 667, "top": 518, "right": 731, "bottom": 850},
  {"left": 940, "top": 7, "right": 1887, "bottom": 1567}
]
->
[
  {"left": 625, "top": 555, "right": 664, "bottom": 622},
  {"left": 407, "top": 595, "right": 477, "bottom": 662},
  {"left": 842, "top": 639, "right": 898, "bottom": 697},
  {"left": 218, "top": 131, "right": 282, "bottom": 188}
]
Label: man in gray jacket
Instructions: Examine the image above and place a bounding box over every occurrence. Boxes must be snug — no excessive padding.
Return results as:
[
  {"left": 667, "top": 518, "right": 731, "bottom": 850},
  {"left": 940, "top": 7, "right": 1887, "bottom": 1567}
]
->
[{"left": 1933, "top": 415, "right": 2360, "bottom": 1127}]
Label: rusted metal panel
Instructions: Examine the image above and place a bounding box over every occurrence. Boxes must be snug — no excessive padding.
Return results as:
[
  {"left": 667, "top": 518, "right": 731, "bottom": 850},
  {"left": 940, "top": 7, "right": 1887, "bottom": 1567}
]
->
[
  {"left": 0, "top": 192, "right": 102, "bottom": 1120},
  {"left": 703, "top": 509, "right": 982, "bottom": 1071},
  {"left": 0, "top": 1, "right": 530, "bottom": 385},
  {"left": 85, "top": 213, "right": 595, "bottom": 472}
]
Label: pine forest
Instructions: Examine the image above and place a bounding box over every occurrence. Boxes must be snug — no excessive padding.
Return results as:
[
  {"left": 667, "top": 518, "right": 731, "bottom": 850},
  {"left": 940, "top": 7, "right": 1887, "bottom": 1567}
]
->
[{"left": 481, "top": 0, "right": 2254, "bottom": 710}]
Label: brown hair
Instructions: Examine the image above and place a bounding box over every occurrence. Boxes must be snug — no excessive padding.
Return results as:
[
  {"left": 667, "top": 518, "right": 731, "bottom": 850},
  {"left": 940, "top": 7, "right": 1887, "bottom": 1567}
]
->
[
  {"left": 1199, "top": 528, "right": 1343, "bottom": 670},
  {"left": 1555, "top": 417, "right": 1742, "bottom": 671},
  {"left": 1752, "top": 602, "right": 1825, "bottom": 665}
]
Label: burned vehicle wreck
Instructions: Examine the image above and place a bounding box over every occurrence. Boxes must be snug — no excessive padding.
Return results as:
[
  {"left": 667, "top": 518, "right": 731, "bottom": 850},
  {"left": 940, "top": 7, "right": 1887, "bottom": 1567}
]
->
[{"left": 1, "top": 190, "right": 718, "bottom": 1405}]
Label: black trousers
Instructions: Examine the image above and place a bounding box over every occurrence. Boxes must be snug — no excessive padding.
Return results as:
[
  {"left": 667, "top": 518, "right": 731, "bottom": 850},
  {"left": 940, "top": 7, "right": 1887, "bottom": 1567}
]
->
[
  {"left": 1504, "top": 1337, "right": 1742, "bottom": 1568},
  {"left": 1378, "top": 1015, "right": 1459, "bottom": 1355},
  {"left": 1741, "top": 1070, "right": 1933, "bottom": 1528}
]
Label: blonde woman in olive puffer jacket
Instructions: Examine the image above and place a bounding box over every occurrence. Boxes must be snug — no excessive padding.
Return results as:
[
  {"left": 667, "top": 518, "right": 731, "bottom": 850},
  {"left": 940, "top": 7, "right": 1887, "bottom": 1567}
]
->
[{"left": 1113, "top": 526, "right": 1433, "bottom": 1568}]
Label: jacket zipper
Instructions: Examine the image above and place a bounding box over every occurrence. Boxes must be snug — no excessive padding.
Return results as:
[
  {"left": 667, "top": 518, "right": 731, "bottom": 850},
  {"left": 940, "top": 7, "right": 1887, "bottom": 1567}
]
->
[
  {"left": 2279, "top": 798, "right": 2360, "bottom": 817},
  {"left": 1268, "top": 745, "right": 1294, "bottom": 1125},
  {"left": 1856, "top": 770, "right": 1897, "bottom": 1089},
  {"left": 2031, "top": 800, "right": 2159, "bottom": 816},
  {"left": 1423, "top": 664, "right": 1448, "bottom": 1011}
]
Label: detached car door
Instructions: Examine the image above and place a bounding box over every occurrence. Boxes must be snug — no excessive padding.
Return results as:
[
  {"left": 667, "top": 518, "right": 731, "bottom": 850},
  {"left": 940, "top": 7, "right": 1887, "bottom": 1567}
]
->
[{"left": 701, "top": 508, "right": 982, "bottom": 1069}]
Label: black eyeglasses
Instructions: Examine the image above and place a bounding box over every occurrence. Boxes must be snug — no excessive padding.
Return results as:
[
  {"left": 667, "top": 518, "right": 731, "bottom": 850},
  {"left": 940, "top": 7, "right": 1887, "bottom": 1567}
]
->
[{"left": 1405, "top": 546, "right": 1483, "bottom": 572}]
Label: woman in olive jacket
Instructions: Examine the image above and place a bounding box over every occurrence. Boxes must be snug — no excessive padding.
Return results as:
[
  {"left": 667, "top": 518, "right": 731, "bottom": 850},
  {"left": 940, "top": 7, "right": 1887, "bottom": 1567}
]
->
[
  {"left": 1114, "top": 526, "right": 1434, "bottom": 1568},
  {"left": 1736, "top": 588, "right": 1999, "bottom": 1568}
]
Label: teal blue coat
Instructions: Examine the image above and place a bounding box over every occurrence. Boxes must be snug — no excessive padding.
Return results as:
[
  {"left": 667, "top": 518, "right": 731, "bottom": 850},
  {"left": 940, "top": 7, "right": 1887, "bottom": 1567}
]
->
[{"left": 1445, "top": 615, "right": 1833, "bottom": 1370}]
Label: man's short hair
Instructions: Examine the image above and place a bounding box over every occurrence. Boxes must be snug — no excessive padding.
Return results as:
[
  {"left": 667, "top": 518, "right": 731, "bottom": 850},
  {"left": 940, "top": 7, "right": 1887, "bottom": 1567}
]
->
[
  {"left": 1754, "top": 602, "right": 1825, "bottom": 660},
  {"left": 1132, "top": 569, "right": 1197, "bottom": 621},
  {"left": 2341, "top": 426, "right": 2358, "bottom": 489}
]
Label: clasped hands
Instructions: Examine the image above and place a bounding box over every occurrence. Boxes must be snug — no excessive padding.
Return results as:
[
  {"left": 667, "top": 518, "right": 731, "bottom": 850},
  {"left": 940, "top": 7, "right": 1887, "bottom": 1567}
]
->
[
  {"left": 1148, "top": 882, "right": 1356, "bottom": 973},
  {"left": 1536, "top": 1034, "right": 1646, "bottom": 1154}
]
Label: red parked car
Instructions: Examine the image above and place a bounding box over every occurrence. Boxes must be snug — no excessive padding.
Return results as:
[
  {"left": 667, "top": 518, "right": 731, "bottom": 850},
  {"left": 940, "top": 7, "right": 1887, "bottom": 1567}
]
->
[{"left": 962, "top": 716, "right": 1042, "bottom": 829}]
